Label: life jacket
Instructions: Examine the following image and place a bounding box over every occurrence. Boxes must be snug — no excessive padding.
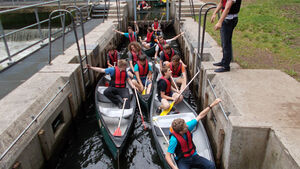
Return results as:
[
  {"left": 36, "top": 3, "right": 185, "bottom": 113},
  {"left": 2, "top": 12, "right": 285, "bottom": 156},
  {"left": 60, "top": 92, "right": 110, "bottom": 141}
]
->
[
  {"left": 128, "top": 32, "right": 136, "bottom": 42},
  {"left": 159, "top": 76, "right": 171, "bottom": 96},
  {"left": 109, "top": 50, "right": 118, "bottom": 66},
  {"left": 153, "top": 22, "right": 159, "bottom": 29},
  {"left": 110, "top": 66, "right": 126, "bottom": 88},
  {"left": 163, "top": 48, "right": 175, "bottom": 62},
  {"left": 222, "top": 0, "right": 241, "bottom": 14},
  {"left": 170, "top": 62, "right": 182, "bottom": 77},
  {"left": 131, "top": 51, "right": 141, "bottom": 65},
  {"left": 158, "top": 40, "right": 166, "bottom": 51},
  {"left": 137, "top": 60, "right": 149, "bottom": 77},
  {"left": 146, "top": 31, "right": 154, "bottom": 43},
  {"left": 169, "top": 128, "right": 196, "bottom": 160}
]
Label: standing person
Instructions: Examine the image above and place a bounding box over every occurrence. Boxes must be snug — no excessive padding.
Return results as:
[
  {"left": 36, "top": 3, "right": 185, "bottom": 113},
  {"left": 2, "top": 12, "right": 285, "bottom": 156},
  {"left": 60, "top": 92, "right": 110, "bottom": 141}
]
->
[
  {"left": 211, "top": 0, "right": 242, "bottom": 72},
  {"left": 106, "top": 46, "right": 120, "bottom": 67},
  {"left": 160, "top": 44, "right": 177, "bottom": 69},
  {"left": 132, "top": 54, "right": 153, "bottom": 94},
  {"left": 113, "top": 21, "right": 139, "bottom": 42},
  {"left": 140, "top": 27, "right": 156, "bottom": 49},
  {"left": 154, "top": 32, "right": 184, "bottom": 59},
  {"left": 165, "top": 98, "right": 222, "bottom": 169},
  {"left": 157, "top": 66, "right": 183, "bottom": 112},
  {"left": 152, "top": 18, "right": 161, "bottom": 36},
  {"left": 169, "top": 55, "right": 187, "bottom": 92},
  {"left": 127, "top": 42, "right": 144, "bottom": 78},
  {"left": 86, "top": 60, "right": 136, "bottom": 109}
]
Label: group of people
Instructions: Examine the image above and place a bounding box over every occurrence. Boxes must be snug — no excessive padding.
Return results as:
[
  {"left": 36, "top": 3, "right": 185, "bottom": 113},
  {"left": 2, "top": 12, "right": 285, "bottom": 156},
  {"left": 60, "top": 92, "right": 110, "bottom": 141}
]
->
[{"left": 87, "top": 0, "right": 241, "bottom": 167}]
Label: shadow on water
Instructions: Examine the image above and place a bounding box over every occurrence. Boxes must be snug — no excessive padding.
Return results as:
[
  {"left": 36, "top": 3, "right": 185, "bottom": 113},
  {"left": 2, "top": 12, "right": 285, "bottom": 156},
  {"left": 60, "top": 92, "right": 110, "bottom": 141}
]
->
[{"left": 53, "top": 26, "right": 199, "bottom": 169}]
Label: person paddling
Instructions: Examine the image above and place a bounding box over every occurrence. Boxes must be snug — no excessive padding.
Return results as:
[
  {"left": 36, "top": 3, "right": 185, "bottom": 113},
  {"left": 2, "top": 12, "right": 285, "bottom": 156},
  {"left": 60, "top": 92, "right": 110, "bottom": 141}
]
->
[
  {"left": 114, "top": 21, "right": 139, "bottom": 42},
  {"left": 140, "top": 27, "right": 156, "bottom": 49},
  {"left": 152, "top": 18, "right": 161, "bottom": 36},
  {"left": 169, "top": 55, "right": 187, "bottom": 92},
  {"left": 87, "top": 60, "right": 136, "bottom": 109},
  {"left": 154, "top": 32, "right": 184, "bottom": 59},
  {"left": 106, "top": 46, "right": 120, "bottom": 67},
  {"left": 137, "top": 0, "right": 151, "bottom": 10},
  {"left": 165, "top": 98, "right": 221, "bottom": 169},
  {"left": 157, "top": 66, "right": 183, "bottom": 113},
  {"left": 132, "top": 54, "right": 153, "bottom": 94},
  {"left": 160, "top": 44, "right": 177, "bottom": 69}
]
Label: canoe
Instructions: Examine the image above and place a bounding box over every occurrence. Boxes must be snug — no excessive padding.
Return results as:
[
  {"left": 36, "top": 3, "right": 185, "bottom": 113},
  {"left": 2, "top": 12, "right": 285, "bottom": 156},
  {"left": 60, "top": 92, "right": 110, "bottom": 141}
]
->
[
  {"left": 149, "top": 82, "right": 215, "bottom": 168},
  {"left": 142, "top": 44, "right": 156, "bottom": 58},
  {"left": 135, "top": 58, "right": 158, "bottom": 118},
  {"left": 95, "top": 75, "right": 136, "bottom": 160}
]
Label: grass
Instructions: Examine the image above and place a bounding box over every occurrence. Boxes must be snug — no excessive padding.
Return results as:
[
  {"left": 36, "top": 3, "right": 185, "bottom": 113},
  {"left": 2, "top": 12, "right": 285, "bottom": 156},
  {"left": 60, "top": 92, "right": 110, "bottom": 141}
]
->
[{"left": 197, "top": 0, "right": 300, "bottom": 81}]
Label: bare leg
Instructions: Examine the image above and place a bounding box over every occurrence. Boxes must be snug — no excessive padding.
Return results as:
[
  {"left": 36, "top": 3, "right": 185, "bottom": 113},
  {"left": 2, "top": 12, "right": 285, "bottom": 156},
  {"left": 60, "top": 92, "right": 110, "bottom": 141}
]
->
[{"left": 160, "top": 98, "right": 170, "bottom": 110}]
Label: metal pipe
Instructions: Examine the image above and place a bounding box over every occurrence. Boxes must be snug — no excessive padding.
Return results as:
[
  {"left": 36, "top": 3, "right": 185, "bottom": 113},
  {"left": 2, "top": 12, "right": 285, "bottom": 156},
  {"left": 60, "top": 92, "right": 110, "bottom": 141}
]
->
[
  {"left": 178, "top": 0, "right": 182, "bottom": 21},
  {"left": 0, "top": 81, "right": 70, "bottom": 161},
  {"left": 0, "top": 0, "right": 59, "bottom": 14},
  {"left": 134, "top": 0, "right": 137, "bottom": 21},
  {"left": 0, "top": 19, "right": 11, "bottom": 62},
  {"left": 207, "top": 79, "right": 229, "bottom": 121},
  {"left": 166, "top": 0, "right": 169, "bottom": 22},
  {"left": 34, "top": 8, "right": 43, "bottom": 42}
]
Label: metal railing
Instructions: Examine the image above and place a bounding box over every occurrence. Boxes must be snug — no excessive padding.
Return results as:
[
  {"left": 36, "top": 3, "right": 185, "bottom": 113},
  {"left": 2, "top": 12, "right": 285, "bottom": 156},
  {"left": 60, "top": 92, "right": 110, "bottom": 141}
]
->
[
  {"left": 0, "top": 0, "right": 93, "bottom": 68},
  {"left": 207, "top": 78, "right": 229, "bottom": 121},
  {"left": 188, "top": 0, "right": 195, "bottom": 19},
  {"left": 0, "top": 80, "right": 70, "bottom": 161},
  {"left": 196, "top": 3, "right": 218, "bottom": 69}
]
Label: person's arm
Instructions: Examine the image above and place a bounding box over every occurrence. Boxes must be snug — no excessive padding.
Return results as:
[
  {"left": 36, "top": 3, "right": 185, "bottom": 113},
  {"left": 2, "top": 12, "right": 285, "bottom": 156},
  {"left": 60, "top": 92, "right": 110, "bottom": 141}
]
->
[
  {"left": 211, "top": 0, "right": 223, "bottom": 23},
  {"left": 169, "top": 32, "right": 184, "bottom": 41},
  {"left": 161, "top": 91, "right": 174, "bottom": 101},
  {"left": 135, "top": 71, "right": 143, "bottom": 86},
  {"left": 165, "top": 152, "right": 178, "bottom": 169},
  {"left": 127, "top": 78, "right": 136, "bottom": 89},
  {"left": 87, "top": 64, "right": 105, "bottom": 73},
  {"left": 147, "top": 71, "right": 152, "bottom": 81},
  {"left": 134, "top": 21, "right": 139, "bottom": 34},
  {"left": 113, "top": 29, "right": 125, "bottom": 35},
  {"left": 130, "top": 61, "right": 135, "bottom": 72},
  {"left": 107, "top": 60, "right": 113, "bottom": 67},
  {"left": 196, "top": 98, "right": 222, "bottom": 122},
  {"left": 154, "top": 45, "right": 159, "bottom": 58},
  {"left": 214, "top": 0, "right": 234, "bottom": 30}
]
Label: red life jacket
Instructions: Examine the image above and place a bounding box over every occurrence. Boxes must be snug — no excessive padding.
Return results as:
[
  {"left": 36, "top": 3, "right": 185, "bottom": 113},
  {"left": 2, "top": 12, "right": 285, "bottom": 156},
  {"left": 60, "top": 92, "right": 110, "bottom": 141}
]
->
[
  {"left": 146, "top": 31, "right": 154, "bottom": 43},
  {"left": 158, "top": 40, "right": 166, "bottom": 51},
  {"left": 222, "top": 0, "right": 241, "bottom": 14},
  {"left": 170, "top": 62, "right": 182, "bottom": 77},
  {"left": 163, "top": 48, "right": 175, "bottom": 62},
  {"left": 160, "top": 76, "right": 171, "bottom": 96},
  {"left": 128, "top": 32, "right": 136, "bottom": 42},
  {"left": 141, "top": 2, "right": 146, "bottom": 7},
  {"left": 109, "top": 50, "right": 118, "bottom": 66},
  {"left": 131, "top": 51, "right": 141, "bottom": 65},
  {"left": 110, "top": 66, "right": 126, "bottom": 88},
  {"left": 137, "top": 60, "right": 149, "bottom": 77},
  {"left": 153, "top": 22, "right": 159, "bottom": 29},
  {"left": 170, "top": 130, "right": 196, "bottom": 159}
]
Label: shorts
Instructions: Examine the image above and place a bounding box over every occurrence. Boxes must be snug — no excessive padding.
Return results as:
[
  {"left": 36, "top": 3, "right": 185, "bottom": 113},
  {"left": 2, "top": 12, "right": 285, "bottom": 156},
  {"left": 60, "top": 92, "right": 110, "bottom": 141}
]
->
[{"left": 158, "top": 91, "right": 173, "bottom": 102}]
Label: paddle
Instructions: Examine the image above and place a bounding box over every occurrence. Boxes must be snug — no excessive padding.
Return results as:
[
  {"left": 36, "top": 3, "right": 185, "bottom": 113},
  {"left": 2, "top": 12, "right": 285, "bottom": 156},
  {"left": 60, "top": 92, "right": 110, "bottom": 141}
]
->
[
  {"left": 155, "top": 14, "right": 165, "bottom": 36},
  {"left": 160, "top": 70, "right": 200, "bottom": 116},
  {"left": 142, "top": 77, "right": 148, "bottom": 95},
  {"left": 170, "top": 76, "right": 179, "bottom": 92},
  {"left": 134, "top": 88, "right": 147, "bottom": 130},
  {"left": 113, "top": 98, "right": 128, "bottom": 136}
]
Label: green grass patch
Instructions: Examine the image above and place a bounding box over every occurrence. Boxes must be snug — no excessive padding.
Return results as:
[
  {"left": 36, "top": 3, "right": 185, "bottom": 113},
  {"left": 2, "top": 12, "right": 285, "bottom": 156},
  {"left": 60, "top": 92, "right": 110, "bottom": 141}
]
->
[{"left": 196, "top": 0, "right": 300, "bottom": 81}]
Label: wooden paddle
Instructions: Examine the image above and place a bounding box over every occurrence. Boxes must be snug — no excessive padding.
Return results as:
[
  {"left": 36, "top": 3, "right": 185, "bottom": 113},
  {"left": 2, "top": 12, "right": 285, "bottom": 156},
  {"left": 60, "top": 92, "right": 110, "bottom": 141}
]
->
[
  {"left": 134, "top": 88, "right": 147, "bottom": 130},
  {"left": 142, "top": 77, "right": 148, "bottom": 95},
  {"left": 170, "top": 76, "right": 179, "bottom": 92},
  {"left": 113, "top": 98, "right": 128, "bottom": 136},
  {"left": 160, "top": 70, "right": 200, "bottom": 116}
]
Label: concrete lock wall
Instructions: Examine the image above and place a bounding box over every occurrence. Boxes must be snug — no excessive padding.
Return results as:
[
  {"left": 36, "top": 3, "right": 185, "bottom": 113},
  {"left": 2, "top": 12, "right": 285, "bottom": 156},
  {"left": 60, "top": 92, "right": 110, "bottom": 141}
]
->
[
  {"left": 0, "top": 3, "right": 128, "bottom": 168},
  {"left": 175, "top": 7, "right": 300, "bottom": 169}
]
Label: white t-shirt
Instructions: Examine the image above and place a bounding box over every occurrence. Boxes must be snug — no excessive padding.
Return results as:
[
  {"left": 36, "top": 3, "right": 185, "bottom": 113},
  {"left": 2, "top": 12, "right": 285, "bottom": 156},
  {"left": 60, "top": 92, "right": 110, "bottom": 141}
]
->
[{"left": 155, "top": 39, "right": 172, "bottom": 52}]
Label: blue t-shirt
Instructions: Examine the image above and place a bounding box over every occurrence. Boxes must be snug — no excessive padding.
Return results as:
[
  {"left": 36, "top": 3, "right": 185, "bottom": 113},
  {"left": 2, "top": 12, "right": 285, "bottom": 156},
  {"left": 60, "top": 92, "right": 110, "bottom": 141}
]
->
[
  {"left": 167, "top": 119, "right": 198, "bottom": 158},
  {"left": 134, "top": 63, "right": 153, "bottom": 73},
  {"left": 105, "top": 67, "right": 128, "bottom": 79},
  {"left": 124, "top": 32, "right": 137, "bottom": 39}
]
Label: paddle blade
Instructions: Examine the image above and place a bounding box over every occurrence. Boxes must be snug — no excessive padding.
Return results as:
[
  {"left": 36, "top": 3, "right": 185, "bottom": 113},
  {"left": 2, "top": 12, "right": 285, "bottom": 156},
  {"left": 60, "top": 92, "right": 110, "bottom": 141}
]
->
[
  {"left": 113, "top": 128, "right": 122, "bottom": 136},
  {"left": 160, "top": 101, "right": 175, "bottom": 116},
  {"left": 142, "top": 89, "right": 146, "bottom": 95}
]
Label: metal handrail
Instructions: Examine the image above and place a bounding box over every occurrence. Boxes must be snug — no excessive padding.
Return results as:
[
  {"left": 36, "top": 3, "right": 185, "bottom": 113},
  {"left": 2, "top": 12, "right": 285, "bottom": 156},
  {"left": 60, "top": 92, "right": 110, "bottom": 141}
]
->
[
  {"left": 207, "top": 79, "right": 229, "bottom": 121},
  {"left": 0, "top": 0, "right": 62, "bottom": 65},
  {"left": 197, "top": 3, "right": 217, "bottom": 70},
  {"left": 0, "top": 80, "right": 70, "bottom": 161},
  {"left": 48, "top": 9, "right": 87, "bottom": 96}
]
